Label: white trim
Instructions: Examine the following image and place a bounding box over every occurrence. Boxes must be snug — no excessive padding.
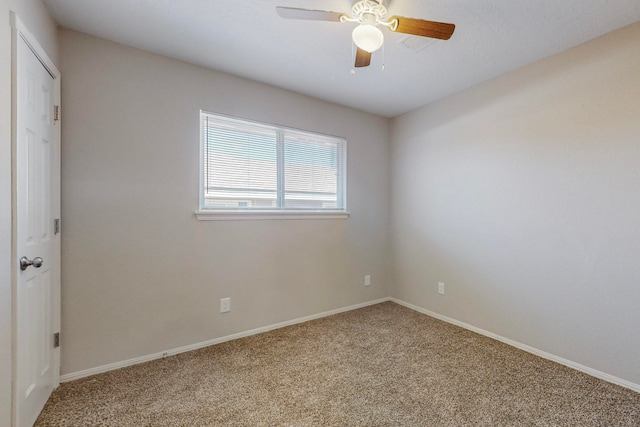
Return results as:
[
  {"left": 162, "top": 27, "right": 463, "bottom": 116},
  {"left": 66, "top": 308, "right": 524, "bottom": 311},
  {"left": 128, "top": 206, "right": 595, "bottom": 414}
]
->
[
  {"left": 60, "top": 297, "right": 390, "bottom": 382},
  {"left": 195, "top": 210, "right": 350, "bottom": 221},
  {"left": 10, "top": 14, "right": 60, "bottom": 78},
  {"left": 60, "top": 295, "right": 640, "bottom": 394},
  {"left": 390, "top": 298, "right": 640, "bottom": 394}
]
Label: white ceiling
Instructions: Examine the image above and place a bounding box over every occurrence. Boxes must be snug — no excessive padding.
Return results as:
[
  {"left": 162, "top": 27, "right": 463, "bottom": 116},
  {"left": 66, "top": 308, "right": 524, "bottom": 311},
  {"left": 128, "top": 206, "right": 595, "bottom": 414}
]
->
[{"left": 42, "top": 0, "right": 640, "bottom": 117}]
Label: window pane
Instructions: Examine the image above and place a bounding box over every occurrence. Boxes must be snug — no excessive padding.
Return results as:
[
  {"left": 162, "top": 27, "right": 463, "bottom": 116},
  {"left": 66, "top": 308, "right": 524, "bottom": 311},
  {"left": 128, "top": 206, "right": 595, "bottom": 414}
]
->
[
  {"left": 202, "top": 116, "right": 278, "bottom": 209},
  {"left": 200, "top": 112, "right": 346, "bottom": 212},
  {"left": 284, "top": 131, "right": 341, "bottom": 209}
]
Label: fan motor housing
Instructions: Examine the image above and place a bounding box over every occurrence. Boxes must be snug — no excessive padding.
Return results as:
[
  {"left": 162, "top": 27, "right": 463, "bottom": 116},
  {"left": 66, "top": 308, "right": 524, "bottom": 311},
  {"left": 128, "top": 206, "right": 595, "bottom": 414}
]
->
[{"left": 351, "top": 0, "right": 388, "bottom": 22}]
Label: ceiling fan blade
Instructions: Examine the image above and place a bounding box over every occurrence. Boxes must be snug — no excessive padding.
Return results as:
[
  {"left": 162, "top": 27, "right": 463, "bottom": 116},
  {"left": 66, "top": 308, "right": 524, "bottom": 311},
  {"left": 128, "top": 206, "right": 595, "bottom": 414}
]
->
[
  {"left": 355, "top": 48, "right": 371, "bottom": 68},
  {"left": 276, "top": 6, "right": 344, "bottom": 22},
  {"left": 390, "top": 16, "right": 455, "bottom": 40}
]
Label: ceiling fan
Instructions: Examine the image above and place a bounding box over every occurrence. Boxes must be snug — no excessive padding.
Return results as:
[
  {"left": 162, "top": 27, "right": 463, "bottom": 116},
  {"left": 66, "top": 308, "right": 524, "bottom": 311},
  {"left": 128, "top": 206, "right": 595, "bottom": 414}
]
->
[{"left": 276, "top": 0, "right": 456, "bottom": 68}]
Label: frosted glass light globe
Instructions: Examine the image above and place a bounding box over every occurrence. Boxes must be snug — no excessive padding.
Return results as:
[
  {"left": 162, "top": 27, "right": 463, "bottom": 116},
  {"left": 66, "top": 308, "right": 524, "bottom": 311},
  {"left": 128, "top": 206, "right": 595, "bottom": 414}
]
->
[{"left": 352, "top": 24, "right": 384, "bottom": 53}]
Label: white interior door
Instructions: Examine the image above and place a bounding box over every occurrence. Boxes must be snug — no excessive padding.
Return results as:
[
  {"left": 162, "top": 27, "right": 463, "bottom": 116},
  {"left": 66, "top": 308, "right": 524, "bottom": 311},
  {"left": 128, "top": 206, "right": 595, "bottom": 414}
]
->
[{"left": 12, "top": 15, "right": 61, "bottom": 427}]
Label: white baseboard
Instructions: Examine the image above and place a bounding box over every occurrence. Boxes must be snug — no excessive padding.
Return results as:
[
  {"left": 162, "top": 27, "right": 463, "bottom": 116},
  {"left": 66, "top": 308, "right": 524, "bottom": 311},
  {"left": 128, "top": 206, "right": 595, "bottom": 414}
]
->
[
  {"left": 390, "top": 297, "right": 640, "bottom": 394},
  {"left": 61, "top": 296, "right": 640, "bottom": 394},
  {"left": 60, "top": 297, "right": 391, "bottom": 383}
]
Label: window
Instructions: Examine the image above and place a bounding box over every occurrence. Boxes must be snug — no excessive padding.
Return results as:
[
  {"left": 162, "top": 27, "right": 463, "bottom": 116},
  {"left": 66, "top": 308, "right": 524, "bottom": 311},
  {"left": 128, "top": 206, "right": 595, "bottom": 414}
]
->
[{"left": 197, "top": 111, "right": 347, "bottom": 219}]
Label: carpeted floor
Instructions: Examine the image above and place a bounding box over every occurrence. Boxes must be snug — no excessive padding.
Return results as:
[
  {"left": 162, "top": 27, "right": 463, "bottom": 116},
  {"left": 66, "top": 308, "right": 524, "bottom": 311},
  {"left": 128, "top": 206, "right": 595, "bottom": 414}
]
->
[{"left": 36, "top": 302, "right": 639, "bottom": 426}]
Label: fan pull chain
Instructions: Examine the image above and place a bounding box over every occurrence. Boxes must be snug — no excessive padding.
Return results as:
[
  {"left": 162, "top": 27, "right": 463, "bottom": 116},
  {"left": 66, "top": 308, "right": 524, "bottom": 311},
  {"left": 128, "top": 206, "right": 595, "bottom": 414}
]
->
[
  {"left": 381, "top": 43, "right": 385, "bottom": 72},
  {"left": 351, "top": 43, "right": 356, "bottom": 75}
]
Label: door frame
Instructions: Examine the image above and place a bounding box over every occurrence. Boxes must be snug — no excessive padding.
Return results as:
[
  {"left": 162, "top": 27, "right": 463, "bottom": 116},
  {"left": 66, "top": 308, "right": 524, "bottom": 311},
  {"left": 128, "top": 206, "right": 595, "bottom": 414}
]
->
[{"left": 11, "top": 12, "right": 61, "bottom": 425}]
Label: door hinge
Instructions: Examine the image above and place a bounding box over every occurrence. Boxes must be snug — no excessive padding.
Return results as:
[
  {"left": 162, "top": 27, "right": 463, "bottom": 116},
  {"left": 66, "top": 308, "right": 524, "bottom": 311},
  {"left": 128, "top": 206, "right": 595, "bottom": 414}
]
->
[
  {"left": 53, "top": 332, "right": 60, "bottom": 348},
  {"left": 54, "top": 105, "right": 60, "bottom": 121},
  {"left": 54, "top": 218, "right": 61, "bottom": 235}
]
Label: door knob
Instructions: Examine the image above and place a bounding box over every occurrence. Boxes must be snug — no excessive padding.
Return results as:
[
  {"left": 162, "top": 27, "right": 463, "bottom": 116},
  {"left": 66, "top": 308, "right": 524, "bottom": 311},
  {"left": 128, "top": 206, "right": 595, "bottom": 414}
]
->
[{"left": 20, "top": 256, "right": 43, "bottom": 271}]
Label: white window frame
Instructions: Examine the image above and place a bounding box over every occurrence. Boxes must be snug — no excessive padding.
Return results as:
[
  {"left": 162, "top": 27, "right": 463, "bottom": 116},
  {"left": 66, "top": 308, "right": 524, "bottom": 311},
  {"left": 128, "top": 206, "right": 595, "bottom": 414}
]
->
[{"left": 195, "top": 111, "right": 349, "bottom": 221}]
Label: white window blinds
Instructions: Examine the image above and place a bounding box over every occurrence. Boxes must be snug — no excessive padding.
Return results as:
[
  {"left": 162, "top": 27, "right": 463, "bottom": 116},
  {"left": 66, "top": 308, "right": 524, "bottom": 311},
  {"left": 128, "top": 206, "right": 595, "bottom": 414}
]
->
[{"left": 201, "top": 112, "right": 346, "bottom": 211}]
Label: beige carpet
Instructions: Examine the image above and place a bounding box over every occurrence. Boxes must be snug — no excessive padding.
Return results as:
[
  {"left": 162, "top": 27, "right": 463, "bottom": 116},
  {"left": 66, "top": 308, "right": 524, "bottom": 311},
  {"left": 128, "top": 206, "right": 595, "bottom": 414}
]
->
[{"left": 36, "top": 302, "right": 639, "bottom": 426}]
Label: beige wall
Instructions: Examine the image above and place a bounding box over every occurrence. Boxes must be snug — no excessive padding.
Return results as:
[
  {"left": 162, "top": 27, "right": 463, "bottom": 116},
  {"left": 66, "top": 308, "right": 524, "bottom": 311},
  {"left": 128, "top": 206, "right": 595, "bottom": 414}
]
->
[
  {"left": 58, "top": 29, "right": 391, "bottom": 375},
  {"left": 0, "top": 0, "right": 58, "bottom": 423},
  {"left": 391, "top": 22, "right": 640, "bottom": 385}
]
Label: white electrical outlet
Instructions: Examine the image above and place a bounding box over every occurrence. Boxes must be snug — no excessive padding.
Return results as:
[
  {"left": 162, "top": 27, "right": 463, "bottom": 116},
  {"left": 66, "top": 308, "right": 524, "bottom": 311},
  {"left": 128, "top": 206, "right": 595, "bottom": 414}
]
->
[
  {"left": 364, "top": 275, "right": 371, "bottom": 287},
  {"left": 438, "top": 282, "right": 445, "bottom": 295},
  {"left": 220, "top": 297, "right": 231, "bottom": 313}
]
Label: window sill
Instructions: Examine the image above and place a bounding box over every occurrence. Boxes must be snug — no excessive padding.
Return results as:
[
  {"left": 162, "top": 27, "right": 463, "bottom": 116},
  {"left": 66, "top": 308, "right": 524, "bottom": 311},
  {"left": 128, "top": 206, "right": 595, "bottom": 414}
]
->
[{"left": 194, "top": 210, "right": 350, "bottom": 221}]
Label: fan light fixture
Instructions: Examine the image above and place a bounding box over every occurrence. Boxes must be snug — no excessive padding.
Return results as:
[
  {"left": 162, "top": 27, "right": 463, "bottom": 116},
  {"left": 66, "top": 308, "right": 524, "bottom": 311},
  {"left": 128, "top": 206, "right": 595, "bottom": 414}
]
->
[
  {"left": 276, "top": 0, "right": 456, "bottom": 69},
  {"left": 352, "top": 24, "right": 384, "bottom": 53}
]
